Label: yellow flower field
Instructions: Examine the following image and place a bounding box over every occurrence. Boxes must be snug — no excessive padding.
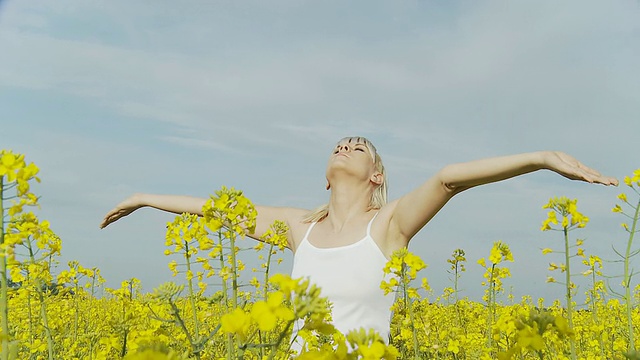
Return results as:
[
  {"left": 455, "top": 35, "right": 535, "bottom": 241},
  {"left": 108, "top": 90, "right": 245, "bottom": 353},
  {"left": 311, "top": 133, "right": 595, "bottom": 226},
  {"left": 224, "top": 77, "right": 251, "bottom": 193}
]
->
[{"left": 1, "top": 150, "right": 639, "bottom": 360}]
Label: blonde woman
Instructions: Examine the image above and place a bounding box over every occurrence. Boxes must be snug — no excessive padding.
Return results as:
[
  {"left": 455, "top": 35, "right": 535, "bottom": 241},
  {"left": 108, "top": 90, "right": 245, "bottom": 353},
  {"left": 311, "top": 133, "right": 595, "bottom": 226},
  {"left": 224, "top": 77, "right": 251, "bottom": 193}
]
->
[{"left": 100, "top": 136, "right": 617, "bottom": 345}]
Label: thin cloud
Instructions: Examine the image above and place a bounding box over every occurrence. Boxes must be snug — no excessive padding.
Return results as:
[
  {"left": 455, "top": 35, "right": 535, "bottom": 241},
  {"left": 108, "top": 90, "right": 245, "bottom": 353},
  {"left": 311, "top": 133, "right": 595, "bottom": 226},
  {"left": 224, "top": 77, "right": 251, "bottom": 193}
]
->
[{"left": 157, "top": 135, "right": 236, "bottom": 153}]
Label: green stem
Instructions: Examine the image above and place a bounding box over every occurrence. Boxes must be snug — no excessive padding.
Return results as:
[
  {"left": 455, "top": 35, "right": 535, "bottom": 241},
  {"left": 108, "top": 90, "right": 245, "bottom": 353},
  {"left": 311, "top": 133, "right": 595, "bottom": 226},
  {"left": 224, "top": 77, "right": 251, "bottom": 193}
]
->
[
  {"left": 184, "top": 241, "right": 200, "bottom": 342},
  {"left": 169, "top": 300, "right": 201, "bottom": 360},
  {"left": 590, "top": 267, "right": 605, "bottom": 359},
  {"left": 563, "top": 227, "right": 576, "bottom": 360},
  {"left": 38, "top": 291, "right": 54, "bottom": 360},
  {"left": 454, "top": 265, "right": 459, "bottom": 304},
  {"left": 0, "top": 177, "right": 9, "bottom": 360},
  {"left": 263, "top": 243, "right": 274, "bottom": 300},
  {"left": 228, "top": 231, "right": 242, "bottom": 357},
  {"left": 74, "top": 281, "right": 79, "bottom": 342},
  {"left": 87, "top": 271, "right": 97, "bottom": 341},
  {"left": 229, "top": 234, "right": 239, "bottom": 309},
  {"left": 267, "top": 321, "right": 294, "bottom": 360},
  {"left": 401, "top": 265, "right": 419, "bottom": 359},
  {"left": 217, "top": 230, "right": 234, "bottom": 360},
  {"left": 624, "top": 199, "right": 639, "bottom": 352},
  {"left": 408, "top": 294, "right": 419, "bottom": 360},
  {"left": 90, "top": 272, "right": 96, "bottom": 298},
  {"left": 27, "top": 288, "right": 34, "bottom": 356},
  {"left": 121, "top": 291, "right": 128, "bottom": 357},
  {"left": 26, "top": 237, "right": 54, "bottom": 360},
  {"left": 259, "top": 243, "right": 275, "bottom": 360},
  {"left": 486, "top": 264, "right": 496, "bottom": 349}
]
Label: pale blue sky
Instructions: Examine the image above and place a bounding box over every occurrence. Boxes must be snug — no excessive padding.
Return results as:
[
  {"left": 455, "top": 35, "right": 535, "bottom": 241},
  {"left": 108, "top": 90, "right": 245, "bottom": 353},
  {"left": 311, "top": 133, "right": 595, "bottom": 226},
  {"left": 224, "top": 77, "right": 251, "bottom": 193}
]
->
[{"left": 1, "top": 0, "right": 638, "bottom": 304}]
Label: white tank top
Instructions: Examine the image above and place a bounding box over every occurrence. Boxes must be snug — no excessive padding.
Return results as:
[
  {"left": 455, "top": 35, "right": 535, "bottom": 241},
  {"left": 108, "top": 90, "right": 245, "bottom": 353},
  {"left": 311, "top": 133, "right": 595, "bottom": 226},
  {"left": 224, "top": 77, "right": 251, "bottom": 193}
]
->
[{"left": 290, "top": 213, "right": 396, "bottom": 343}]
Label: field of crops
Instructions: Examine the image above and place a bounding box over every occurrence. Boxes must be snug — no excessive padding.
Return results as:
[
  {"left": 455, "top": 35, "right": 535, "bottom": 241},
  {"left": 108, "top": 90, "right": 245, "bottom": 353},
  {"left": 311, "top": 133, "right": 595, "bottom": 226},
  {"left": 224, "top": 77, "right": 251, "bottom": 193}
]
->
[{"left": 1, "top": 149, "right": 638, "bottom": 360}]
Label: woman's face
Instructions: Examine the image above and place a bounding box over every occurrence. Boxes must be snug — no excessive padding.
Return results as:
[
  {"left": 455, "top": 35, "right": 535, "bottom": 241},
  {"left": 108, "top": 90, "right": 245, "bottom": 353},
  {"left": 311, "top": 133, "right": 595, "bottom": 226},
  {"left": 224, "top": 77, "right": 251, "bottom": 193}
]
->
[
  {"left": 326, "top": 137, "right": 379, "bottom": 184},
  {"left": 331, "top": 138, "right": 374, "bottom": 163}
]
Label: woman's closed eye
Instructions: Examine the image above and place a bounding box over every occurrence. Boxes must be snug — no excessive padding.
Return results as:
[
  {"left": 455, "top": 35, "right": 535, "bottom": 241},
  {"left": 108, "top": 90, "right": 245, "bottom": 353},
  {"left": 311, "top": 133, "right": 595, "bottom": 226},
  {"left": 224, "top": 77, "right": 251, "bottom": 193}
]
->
[{"left": 333, "top": 145, "right": 365, "bottom": 153}]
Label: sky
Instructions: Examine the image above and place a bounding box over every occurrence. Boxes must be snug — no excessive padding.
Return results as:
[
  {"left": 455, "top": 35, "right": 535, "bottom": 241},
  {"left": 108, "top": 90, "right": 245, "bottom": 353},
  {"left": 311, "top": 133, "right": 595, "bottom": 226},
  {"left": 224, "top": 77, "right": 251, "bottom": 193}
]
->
[{"left": 0, "top": 0, "right": 639, "bottom": 305}]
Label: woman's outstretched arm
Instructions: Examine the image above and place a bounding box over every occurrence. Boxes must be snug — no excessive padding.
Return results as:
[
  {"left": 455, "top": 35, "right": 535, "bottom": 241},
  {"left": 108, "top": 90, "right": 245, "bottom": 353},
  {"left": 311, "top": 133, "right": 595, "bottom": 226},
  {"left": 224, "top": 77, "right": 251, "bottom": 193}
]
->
[
  {"left": 100, "top": 193, "right": 308, "bottom": 250},
  {"left": 100, "top": 193, "right": 207, "bottom": 229},
  {"left": 388, "top": 151, "right": 618, "bottom": 246}
]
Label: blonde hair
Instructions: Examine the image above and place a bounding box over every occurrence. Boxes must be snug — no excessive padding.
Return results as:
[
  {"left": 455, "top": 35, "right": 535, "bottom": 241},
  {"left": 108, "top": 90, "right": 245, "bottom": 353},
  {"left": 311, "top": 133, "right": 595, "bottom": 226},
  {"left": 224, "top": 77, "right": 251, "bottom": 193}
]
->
[{"left": 303, "top": 136, "right": 387, "bottom": 223}]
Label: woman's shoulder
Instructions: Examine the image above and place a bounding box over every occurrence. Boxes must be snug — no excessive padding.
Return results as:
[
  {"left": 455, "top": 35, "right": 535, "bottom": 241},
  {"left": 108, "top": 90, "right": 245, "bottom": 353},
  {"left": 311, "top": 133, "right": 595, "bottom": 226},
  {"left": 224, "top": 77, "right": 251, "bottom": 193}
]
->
[
  {"left": 279, "top": 207, "right": 315, "bottom": 232},
  {"left": 253, "top": 205, "right": 310, "bottom": 234},
  {"left": 370, "top": 201, "right": 407, "bottom": 257},
  {"left": 377, "top": 199, "right": 399, "bottom": 220}
]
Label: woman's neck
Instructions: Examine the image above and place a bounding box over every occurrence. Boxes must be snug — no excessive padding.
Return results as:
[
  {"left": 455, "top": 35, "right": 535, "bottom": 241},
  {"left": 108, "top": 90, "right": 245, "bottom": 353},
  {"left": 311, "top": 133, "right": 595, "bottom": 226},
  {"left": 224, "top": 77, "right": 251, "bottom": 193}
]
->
[{"left": 325, "top": 182, "right": 373, "bottom": 230}]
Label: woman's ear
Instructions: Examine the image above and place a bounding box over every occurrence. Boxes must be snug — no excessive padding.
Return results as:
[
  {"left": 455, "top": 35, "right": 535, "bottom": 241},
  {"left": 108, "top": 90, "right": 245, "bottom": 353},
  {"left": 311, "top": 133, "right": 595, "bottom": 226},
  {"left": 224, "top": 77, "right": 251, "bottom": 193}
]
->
[
  {"left": 326, "top": 181, "right": 331, "bottom": 190},
  {"left": 371, "top": 172, "right": 383, "bottom": 186}
]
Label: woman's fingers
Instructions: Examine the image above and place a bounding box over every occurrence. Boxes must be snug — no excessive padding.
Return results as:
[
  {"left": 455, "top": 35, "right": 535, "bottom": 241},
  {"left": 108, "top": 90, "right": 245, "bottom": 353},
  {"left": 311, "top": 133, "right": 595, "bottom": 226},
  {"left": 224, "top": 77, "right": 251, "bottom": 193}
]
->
[
  {"left": 574, "top": 161, "right": 618, "bottom": 186},
  {"left": 553, "top": 152, "right": 618, "bottom": 186},
  {"left": 99, "top": 195, "right": 143, "bottom": 228},
  {"left": 99, "top": 211, "right": 116, "bottom": 228},
  {"left": 100, "top": 208, "right": 127, "bottom": 228}
]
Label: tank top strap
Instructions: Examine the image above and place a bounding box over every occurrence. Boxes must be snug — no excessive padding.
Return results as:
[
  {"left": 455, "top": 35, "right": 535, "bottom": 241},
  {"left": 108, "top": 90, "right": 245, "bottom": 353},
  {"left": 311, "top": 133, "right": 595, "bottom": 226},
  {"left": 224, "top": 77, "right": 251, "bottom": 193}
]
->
[
  {"left": 302, "top": 221, "right": 318, "bottom": 242},
  {"left": 366, "top": 212, "right": 379, "bottom": 237}
]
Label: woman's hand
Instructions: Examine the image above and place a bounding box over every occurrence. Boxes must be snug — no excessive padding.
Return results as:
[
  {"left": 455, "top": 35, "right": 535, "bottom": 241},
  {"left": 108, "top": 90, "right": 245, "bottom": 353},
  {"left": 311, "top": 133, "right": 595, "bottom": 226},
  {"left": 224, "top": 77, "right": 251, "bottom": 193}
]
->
[
  {"left": 543, "top": 151, "right": 618, "bottom": 186},
  {"left": 100, "top": 193, "right": 145, "bottom": 228}
]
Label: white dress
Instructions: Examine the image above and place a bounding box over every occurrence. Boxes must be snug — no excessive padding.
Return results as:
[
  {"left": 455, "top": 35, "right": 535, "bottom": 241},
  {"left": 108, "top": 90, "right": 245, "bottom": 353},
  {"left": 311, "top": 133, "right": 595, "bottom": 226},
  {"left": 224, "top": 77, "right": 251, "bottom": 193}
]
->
[{"left": 290, "top": 213, "right": 396, "bottom": 349}]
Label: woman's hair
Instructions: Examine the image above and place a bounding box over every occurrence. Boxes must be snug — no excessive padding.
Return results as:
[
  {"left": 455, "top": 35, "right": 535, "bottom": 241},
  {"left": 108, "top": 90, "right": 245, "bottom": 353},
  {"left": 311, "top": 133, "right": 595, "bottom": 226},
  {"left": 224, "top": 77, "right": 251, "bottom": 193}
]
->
[{"left": 302, "top": 136, "right": 387, "bottom": 223}]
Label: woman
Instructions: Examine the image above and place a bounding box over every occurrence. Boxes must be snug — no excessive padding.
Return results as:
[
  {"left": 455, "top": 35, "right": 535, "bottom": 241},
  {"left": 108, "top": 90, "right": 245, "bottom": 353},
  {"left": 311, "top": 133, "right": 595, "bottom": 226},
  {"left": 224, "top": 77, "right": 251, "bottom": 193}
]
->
[{"left": 100, "top": 136, "right": 618, "bottom": 344}]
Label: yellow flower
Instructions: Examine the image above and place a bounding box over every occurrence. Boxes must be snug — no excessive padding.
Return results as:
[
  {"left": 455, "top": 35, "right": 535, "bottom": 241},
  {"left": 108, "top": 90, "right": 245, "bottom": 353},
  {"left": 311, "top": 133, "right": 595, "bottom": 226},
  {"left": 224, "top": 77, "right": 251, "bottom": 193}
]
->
[
  {"left": 447, "top": 339, "right": 460, "bottom": 354},
  {"left": 198, "top": 236, "right": 213, "bottom": 250},
  {"left": 540, "top": 209, "right": 558, "bottom": 231},
  {"left": 249, "top": 277, "right": 260, "bottom": 289},
  {"left": 517, "top": 325, "right": 544, "bottom": 351},
  {"left": 421, "top": 278, "right": 430, "bottom": 292},
  {"left": 541, "top": 197, "right": 589, "bottom": 230},
  {"left": 588, "top": 255, "right": 602, "bottom": 267},
  {"left": 270, "top": 273, "right": 301, "bottom": 295},
  {"left": 488, "top": 241, "right": 513, "bottom": 264},
  {"left": 359, "top": 342, "right": 386, "bottom": 359},
  {"left": 250, "top": 291, "right": 294, "bottom": 331},
  {"left": 0, "top": 151, "right": 26, "bottom": 182},
  {"left": 624, "top": 176, "right": 632, "bottom": 186},
  {"left": 124, "top": 348, "right": 186, "bottom": 360},
  {"left": 380, "top": 277, "right": 398, "bottom": 295},
  {"left": 168, "top": 260, "right": 178, "bottom": 276},
  {"left": 489, "top": 246, "right": 502, "bottom": 264},
  {"left": 220, "top": 307, "right": 251, "bottom": 341},
  {"left": 250, "top": 301, "right": 278, "bottom": 332},
  {"left": 559, "top": 263, "right": 567, "bottom": 272},
  {"left": 554, "top": 315, "right": 574, "bottom": 337}
]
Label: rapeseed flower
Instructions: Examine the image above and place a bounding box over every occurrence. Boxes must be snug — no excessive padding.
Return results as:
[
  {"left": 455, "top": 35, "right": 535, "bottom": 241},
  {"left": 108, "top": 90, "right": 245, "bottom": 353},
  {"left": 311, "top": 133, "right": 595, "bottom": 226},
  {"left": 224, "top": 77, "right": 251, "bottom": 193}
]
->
[
  {"left": 220, "top": 307, "right": 251, "bottom": 341},
  {"left": 250, "top": 291, "right": 294, "bottom": 331}
]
